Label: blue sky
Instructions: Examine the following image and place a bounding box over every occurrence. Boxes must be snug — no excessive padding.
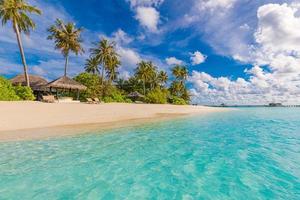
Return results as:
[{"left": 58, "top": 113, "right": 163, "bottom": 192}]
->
[{"left": 1, "top": 0, "right": 300, "bottom": 105}]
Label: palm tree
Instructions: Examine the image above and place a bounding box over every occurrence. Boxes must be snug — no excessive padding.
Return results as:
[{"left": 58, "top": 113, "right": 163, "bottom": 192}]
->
[
  {"left": 106, "top": 56, "right": 120, "bottom": 83},
  {"left": 172, "top": 65, "right": 182, "bottom": 80},
  {"left": 181, "top": 66, "right": 188, "bottom": 81},
  {"left": 158, "top": 71, "right": 168, "bottom": 86},
  {"left": 135, "top": 61, "right": 153, "bottom": 95},
  {"left": 170, "top": 81, "right": 184, "bottom": 96},
  {"left": 90, "top": 38, "right": 117, "bottom": 86},
  {"left": 0, "top": 0, "right": 41, "bottom": 87},
  {"left": 172, "top": 65, "right": 188, "bottom": 81},
  {"left": 147, "top": 62, "right": 158, "bottom": 90},
  {"left": 85, "top": 56, "right": 99, "bottom": 75},
  {"left": 47, "top": 19, "right": 84, "bottom": 76},
  {"left": 170, "top": 65, "right": 189, "bottom": 102}
]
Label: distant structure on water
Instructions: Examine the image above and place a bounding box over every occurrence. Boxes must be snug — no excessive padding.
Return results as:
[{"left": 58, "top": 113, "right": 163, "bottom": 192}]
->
[{"left": 268, "top": 103, "right": 283, "bottom": 107}]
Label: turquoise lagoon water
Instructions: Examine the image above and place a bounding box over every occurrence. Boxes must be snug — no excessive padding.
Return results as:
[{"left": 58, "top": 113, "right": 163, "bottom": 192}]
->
[{"left": 0, "top": 108, "right": 300, "bottom": 199}]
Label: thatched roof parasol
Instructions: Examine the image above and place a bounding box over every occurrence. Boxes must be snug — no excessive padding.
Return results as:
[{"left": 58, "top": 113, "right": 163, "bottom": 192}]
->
[
  {"left": 127, "top": 91, "right": 145, "bottom": 98},
  {"left": 46, "top": 76, "right": 87, "bottom": 91},
  {"left": 10, "top": 74, "right": 48, "bottom": 91}
]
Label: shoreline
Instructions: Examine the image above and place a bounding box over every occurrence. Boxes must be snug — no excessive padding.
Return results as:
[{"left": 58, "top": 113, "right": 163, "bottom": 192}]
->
[{"left": 0, "top": 102, "right": 227, "bottom": 142}]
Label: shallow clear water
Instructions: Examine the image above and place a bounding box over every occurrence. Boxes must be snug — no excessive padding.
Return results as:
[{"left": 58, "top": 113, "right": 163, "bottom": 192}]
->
[{"left": 0, "top": 108, "right": 300, "bottom": 199}]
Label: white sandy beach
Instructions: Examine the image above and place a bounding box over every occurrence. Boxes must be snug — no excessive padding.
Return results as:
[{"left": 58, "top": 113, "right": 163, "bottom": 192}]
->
[{"left": 0, "top": 102, "right": 224, "bottom": 141}]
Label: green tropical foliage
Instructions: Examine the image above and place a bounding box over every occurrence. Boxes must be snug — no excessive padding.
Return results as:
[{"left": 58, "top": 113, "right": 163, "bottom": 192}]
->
[
  {"left": 0, "top": 76, "right": 35, "bottom": 101},
  {"left": 74, "top": 72, "right": 102, "bottom": 100},
  {"left": 169, "top": 65, "right": 190, "bottom": 103},
  {"left": 0, "top": 0, "right": 41, "bottom": 87},
  {"left": 47, "top": 19, "right": 84, "bottom": 76},
  {"left": 103, "top": 87, "right": 131, "bottom": 103},
  {"left": 158, "top": 71, "right": 168, "bottom": 86},
  {"left": 106, "top": 56, "right": 120, "bottom": 83},
  {"left": 90, "top": 39, "right": 118, "bottom": 85},
  {"left": 169, "top": 96, "right": 187, "bottom": 105},
  {"left": 145, "top": 88, "right": 168, "bottom": 104},
  {"left": 0, "top": 76, "right": 20, "bottom": 100},
  {"left": 74, "top": 72, "right": 131, "bottom": 103},
  {"left": 135, "top": 61, "right": 156, "bottom": 95},
  {"left": 172, "top": 65, "right": 188, "bottom": 80},
  {"left": 14, "top": 85, "right": 35, "bottom": 100},
  {"left": 85, "top": 56, "right": 100, "bottom": 75}
]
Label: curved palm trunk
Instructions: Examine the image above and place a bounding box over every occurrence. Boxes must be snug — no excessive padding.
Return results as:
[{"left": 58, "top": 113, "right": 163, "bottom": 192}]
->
[
  {"left": 64, "top": 54, "right": 69, "bottom": 76},
  {"left": 13, "top": 22, "right": 30, "bottom": 87}
]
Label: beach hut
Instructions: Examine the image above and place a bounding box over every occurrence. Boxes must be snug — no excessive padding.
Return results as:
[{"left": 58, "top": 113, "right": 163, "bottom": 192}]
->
[
  {"left": 10, "top": 74, "right": 48, "bottom": 91},
  {"left": 127, "top": 91, "right": 145, "bottom": 102},
  {"left": 46, "top": 76, "right": 87, "bottom": 100}
]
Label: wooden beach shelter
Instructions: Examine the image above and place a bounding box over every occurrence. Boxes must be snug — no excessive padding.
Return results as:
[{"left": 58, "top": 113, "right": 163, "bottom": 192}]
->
[
  {"left": 10, "top": 74, "right": 48, "bottom": 91},
  {"left": 46, "top": 76, "right": 87, "bottom": 100},
  {"left": 127, "top": 91, "right": 145, "bottom": 102}
]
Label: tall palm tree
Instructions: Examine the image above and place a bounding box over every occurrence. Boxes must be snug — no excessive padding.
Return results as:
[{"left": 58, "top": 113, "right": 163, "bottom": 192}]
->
[
  {"left": 170, "top": 65, "right": 189, "bottom": 100},
  {"left": 147, "top": 62, "right": 158, "bottom": 90},
  {"left": 172, "top": 65, "right": 188, "bottom": 81},
  {"left": 85, "top": 56, "right": 99, "bottom": 75},
  {"left": 158, "top": 70, "right": 168, "bottom": 86},
  {"left": 181, "top": 66, "right": 188, "bottom": 81},
  {"left": 135, "top": 61, "right": 153, "bottom": 95},
  {"left": 0, "top": 0, "right": 41, "bottom": 87},
  {"left": 47, "top": 19, "right": 84, "bottom": 76},
  {"left": 90, "top": 38, "right": 117, "bottom": 86},
  {"left": 106, "top": 56, "right": 120, "bottom": 83},
  {"left": 172, "top": 65, "right": 183, "bottom": 80},
  {"left": 170, "top": 81, "right": 184, "bottom": 96}
]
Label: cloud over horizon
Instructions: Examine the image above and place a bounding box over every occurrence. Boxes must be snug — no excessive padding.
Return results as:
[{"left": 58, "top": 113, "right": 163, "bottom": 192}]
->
[{"left": 189, "top": 2, "right": 300, "bottom": 105}]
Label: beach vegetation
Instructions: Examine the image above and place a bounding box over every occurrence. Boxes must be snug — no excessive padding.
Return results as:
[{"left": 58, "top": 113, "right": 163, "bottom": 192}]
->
[
  {"left": 116, "top": 77, "right": 144, "bottom": 95},
  {"left": 0, "top": 76, "right": 35, "bottom": 101},
  {"left": 135, "top": 61, "right": 157, "bottom": 95},
  {"left": 114, "top": 62, "right": 190, "bottom": 104},
  {"left": 169, "top": 96, "right": 187, "bottom": 105},
  {"left": 74, "top": 72, "right": 102, "bottom": 100},
  {"left": 0, "top": 76, "right": 20, "bottom": 101},
  {"left": 0, "top": 0, "right": 41, "bottom": 87},
  {"left": 74, "top": 72, "right": 131, "bottom": 103},
  {"left": 90, "top": 39, "right": 119, "bottom": 93},
  {"left": 145, "top": 88, "right": 168, "bottom": 104},
  {"left": 47, "top": 19, "right": 84, "bottom": 76},
  {"left": 169, "top": 65, "right": 190, "bottom": 103},
  {"left": 14, "top": 85, "right": 35, "bottom": 100},
  {"left": 85, "top": 56, "right": 100, "bottom": 75}
]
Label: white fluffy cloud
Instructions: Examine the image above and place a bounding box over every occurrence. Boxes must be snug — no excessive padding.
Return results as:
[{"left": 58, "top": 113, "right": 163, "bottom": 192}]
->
[
  {"left": 135, "top": 7, "right": 160, "bottom": 32},
  {"left": 190, "top": 67, "right": 300, "bottom": 105},
  {"left": 255, "top": 3, "right": 300, "bottom": 53},
  {"left": 190, "top": 2, "right": 300, "bottom": 105},
  {"left": 117, "top": 47, "right": 141, "bottom": 69},
  {"left": 112, "top": 29, "right": 134, "bottom": 45},
  {"left": 166, "top": 57, "right": 184, "bottom": 65},
  {"left": 126, "top": 0, "right": 163, "bottom": 33},
  {"left": 190, "top": 51, "right": 207, "bottom": 65},
  {"left": 197, "top": 0, "right": 237, "bottom": 11}
]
